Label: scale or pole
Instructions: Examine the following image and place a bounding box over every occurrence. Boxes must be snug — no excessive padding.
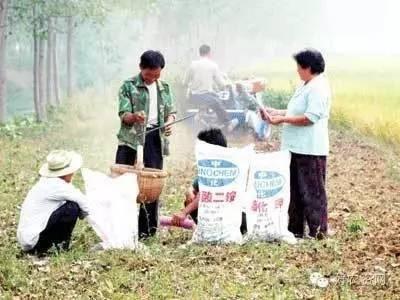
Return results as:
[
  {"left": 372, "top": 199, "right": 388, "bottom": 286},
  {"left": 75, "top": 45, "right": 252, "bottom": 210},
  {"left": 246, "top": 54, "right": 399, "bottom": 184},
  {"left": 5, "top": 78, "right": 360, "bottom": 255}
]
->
[{"left": 136, "top": 113, "right": 197, "bottom": 138}]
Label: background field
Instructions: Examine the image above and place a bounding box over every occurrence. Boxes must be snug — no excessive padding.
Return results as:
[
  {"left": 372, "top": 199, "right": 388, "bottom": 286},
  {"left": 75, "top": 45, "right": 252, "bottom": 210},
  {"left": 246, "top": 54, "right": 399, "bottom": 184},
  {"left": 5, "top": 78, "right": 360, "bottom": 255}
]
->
[{"left": 241, "top": 56, "right": 400, "bottom": 148}]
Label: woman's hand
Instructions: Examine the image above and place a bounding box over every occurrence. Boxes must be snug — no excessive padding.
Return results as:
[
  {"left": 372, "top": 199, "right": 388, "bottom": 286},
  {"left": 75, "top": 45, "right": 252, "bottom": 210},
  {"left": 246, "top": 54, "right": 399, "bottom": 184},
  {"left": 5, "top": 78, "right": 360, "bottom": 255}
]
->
[
  {"left": 260, "top": 107, "right": 288, "bottom": 125},
  {"left": 265, "top": 107, "right": 287, "bottom": 116},
  {"left": 268, "top": 115, "right": 286, "bottom": 125},
  {"left": 265, "top": 107, "right": 276, "bottom": 114}
]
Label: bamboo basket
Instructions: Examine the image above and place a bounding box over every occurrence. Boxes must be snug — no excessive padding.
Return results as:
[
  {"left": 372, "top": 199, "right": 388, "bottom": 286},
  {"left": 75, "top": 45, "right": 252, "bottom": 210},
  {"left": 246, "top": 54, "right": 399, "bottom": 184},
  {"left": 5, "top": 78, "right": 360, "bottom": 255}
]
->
[
  {"left": 110, "top": 144, "right": 167, "bottom": 203},
  {"left": 110, "top": 164, "right": 168, "bottom": 203}
]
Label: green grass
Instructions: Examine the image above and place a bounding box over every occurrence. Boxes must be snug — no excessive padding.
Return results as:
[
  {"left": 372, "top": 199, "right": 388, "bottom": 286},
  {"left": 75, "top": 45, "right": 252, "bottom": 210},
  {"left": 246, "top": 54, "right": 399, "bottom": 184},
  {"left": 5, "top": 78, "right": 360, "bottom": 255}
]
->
[
  {"left": 0, "top": 88, "right": 343, "bottom": 299},
  {"left": 1, "top": 78, "right": 399, "bottom": 298},
  {"left": 346, "top": 215, "right": 368, "bottom": 236}
]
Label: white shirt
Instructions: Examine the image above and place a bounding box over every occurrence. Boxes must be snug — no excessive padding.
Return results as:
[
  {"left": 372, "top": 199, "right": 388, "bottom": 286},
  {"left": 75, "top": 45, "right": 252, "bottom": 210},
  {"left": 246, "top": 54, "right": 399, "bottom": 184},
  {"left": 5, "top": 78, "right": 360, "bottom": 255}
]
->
[
  {"left": 145, "top": 82, "right": 158, "bottom": 126},
  {"left": 17, "top": 177, "right": 89, "bottom": 251},
  {"left": 183, "top": 57, "right": 225, "bottom": 94}
]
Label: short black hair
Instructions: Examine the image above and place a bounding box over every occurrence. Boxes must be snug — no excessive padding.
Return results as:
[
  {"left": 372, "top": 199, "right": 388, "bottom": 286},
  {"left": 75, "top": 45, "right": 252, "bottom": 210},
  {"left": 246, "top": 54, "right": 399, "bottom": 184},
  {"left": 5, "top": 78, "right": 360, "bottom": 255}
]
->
[
  {"left": 293, "top": 48, "right": 325, "bottom": 74},
  {"left": 197, "top": 128, "right": 227, "bottom": 147},
  {"left": 199, "top": 44, "right": 211, "bottom": 56},
  {"left": 139, "top": 50, "right": 165, "bottom": 69}
]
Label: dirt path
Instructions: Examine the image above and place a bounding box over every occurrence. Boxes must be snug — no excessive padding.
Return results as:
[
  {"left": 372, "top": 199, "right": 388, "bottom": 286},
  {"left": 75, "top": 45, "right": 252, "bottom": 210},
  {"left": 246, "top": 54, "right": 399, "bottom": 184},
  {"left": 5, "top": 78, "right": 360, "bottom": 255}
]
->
[
  {"left": 164, "top": 125, "right": 400, "bottom": 298},
  {"left": 325, "top": 129, "right": 400, "bottom": 296}
]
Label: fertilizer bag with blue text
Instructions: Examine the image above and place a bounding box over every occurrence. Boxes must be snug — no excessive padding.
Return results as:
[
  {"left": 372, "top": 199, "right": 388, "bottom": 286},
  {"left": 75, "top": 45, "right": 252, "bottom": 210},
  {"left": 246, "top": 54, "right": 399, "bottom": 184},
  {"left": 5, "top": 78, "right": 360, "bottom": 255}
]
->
[
  {"left": 192, "top": 140, "right": 252, "bottom": 244},
  {"left": 246, "top": 150, "right": 296, "bottom": 244}
]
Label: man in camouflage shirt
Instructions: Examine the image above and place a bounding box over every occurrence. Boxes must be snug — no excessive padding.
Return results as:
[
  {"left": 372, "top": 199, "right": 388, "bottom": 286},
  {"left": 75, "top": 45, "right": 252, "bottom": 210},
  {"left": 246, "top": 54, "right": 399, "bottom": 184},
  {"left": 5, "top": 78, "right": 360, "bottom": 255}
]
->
[{"left": 116, "top": 50, "right": 176, "bottom": 239}]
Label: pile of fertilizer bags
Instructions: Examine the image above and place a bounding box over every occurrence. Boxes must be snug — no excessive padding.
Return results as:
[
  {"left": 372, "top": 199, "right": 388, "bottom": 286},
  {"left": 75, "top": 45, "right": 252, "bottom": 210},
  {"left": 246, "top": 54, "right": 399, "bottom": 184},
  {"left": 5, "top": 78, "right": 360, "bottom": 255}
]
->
[{"left": 82, "top": 141, "right": 296, "bottom": 250}]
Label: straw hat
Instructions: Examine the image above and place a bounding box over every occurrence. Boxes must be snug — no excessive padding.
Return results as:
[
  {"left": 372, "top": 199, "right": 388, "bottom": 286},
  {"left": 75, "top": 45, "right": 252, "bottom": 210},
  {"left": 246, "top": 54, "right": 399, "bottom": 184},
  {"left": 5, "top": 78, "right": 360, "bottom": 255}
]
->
[{"left": 39, "top": 150, "right": 83, "bottom": 178}]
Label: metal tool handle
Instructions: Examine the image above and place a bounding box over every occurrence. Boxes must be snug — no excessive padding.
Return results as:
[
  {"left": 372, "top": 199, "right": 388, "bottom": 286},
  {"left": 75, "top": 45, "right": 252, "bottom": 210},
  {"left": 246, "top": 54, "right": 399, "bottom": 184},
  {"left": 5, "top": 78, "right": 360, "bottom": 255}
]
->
[{"left": 136, "top": 113, "right": 197, "bottom": 138}]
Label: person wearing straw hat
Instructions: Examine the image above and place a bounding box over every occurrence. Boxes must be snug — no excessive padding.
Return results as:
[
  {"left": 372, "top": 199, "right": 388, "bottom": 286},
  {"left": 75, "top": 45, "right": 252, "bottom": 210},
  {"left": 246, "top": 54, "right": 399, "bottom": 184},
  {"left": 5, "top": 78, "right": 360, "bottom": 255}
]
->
[{"left": 17, "top": 150, "right": 89, "bottom": 254}]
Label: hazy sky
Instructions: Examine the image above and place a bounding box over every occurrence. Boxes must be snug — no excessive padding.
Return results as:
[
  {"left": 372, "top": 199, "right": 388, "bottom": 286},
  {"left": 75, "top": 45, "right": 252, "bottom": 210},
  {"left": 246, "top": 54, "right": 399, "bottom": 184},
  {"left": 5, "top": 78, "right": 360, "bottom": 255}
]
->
[{"left": 324, "top": 0, "right": 400, "bottom": 54}]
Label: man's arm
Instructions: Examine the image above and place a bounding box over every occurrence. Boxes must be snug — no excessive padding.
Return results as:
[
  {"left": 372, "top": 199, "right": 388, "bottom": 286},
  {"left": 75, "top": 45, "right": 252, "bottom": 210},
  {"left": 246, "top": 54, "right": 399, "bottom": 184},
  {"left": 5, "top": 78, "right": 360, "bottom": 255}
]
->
[
  {"left": 51, "top": 184, "right": 90, "bottom": 217},
  {"left": 118, "top": 83, "right": 145, "bottom": 125}
]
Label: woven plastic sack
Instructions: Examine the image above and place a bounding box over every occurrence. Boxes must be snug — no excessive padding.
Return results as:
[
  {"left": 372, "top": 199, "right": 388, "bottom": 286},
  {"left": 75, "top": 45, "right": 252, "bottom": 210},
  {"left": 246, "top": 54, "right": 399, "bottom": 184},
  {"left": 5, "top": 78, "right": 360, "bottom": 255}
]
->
[
  {"left": 245, "top": 150, "right": 296, "bottom": 244},
  {"left": 192, "top": 141, "right": 252, "bottom": 244},
  {"left": 82, "top": 168, "right": 139, "bottom": 249}
]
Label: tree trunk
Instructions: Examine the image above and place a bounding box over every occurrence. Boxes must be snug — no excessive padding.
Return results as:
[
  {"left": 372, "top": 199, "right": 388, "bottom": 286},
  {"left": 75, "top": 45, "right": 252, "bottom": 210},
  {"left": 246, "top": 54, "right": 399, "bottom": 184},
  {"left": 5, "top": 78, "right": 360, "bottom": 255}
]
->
[
  {"left": 46, "top": 17, "right": 54, "bottom": 107},
  {"left": 100, "top": 39, "right": 106, "bottom": 96},
  {"left": 33, "top": 6, "right": 42, "bottom": 121},
  {"left": 52, "top": 18, "right": 60, "bottom": 106},
  {"left": 0, "top": 0, "right": 8, "bottom": 123},
  {"left": 38, "top": 26, "right": 46, "bottom": 120},
  {"left": 66, "top": 16, "right": 73, "bottom": 98}
]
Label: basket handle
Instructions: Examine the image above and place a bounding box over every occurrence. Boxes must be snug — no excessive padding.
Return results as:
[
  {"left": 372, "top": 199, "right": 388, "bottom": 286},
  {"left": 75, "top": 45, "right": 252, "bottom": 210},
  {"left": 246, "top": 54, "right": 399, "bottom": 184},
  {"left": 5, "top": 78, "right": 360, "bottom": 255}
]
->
[
  {"left": 135, "top": 144, "right": 144, "bottom": 170},
  {"left": 134, "top": 123, "right": 145, "bottom": 170}
]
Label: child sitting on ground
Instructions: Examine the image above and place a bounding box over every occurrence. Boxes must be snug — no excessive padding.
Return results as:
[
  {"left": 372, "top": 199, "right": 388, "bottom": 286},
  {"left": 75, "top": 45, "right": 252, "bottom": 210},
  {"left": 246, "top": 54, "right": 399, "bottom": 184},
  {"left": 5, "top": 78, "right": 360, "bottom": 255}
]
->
[{"left": 171, "top": 128, "right": 247, "bottom": 234}]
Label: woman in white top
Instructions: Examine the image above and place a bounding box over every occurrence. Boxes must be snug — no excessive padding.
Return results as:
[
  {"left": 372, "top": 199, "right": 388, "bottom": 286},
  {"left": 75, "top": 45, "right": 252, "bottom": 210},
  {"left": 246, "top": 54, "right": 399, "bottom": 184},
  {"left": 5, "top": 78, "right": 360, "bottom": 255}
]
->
[
  {"left": 260, "top": 49, "right": 331, "bottom": 238},
  {"left": 17, "top": 150, "right": 89, "bottom": 254}
]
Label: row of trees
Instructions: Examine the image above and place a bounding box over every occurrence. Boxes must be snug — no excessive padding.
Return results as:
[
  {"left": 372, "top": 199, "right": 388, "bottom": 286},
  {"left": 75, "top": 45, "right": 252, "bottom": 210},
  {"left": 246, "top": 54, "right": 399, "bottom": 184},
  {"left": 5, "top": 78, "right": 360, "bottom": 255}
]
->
[
  {"left": 0, "top": 0, "right": 326, "bottom": 124},
  {"left": 0, "top": 0, "right": 107, "bottom": 123}
]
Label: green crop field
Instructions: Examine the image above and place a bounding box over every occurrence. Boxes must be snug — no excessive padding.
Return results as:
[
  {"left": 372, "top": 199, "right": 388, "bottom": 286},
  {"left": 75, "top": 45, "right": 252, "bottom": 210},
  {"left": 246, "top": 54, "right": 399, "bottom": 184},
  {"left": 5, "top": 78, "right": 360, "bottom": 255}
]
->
[{"left": 241, "top": 56, "right": 400, "bottom": 148}]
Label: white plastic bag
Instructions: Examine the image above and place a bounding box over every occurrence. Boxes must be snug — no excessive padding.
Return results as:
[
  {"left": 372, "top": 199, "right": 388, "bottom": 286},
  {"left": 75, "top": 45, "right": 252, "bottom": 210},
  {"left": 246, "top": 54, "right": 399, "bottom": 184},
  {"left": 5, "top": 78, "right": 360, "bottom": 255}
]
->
[
  {"left": 82, "top": 168, "right": 139, "bottom": 249},
  {"left": 192, "top": 141, "right": 252, "bottom": 244},
  {"left": 245, "top": 150, "right": 296, "bottom": 244}
]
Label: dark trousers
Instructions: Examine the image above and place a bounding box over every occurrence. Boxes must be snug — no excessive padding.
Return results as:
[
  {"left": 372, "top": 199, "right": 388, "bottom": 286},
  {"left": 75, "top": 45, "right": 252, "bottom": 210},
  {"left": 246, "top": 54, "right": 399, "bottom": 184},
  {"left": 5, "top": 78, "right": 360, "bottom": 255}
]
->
[
  {"left": 115, "top": 129, "right": 163, "bottom": 239},
  {"left": 188, "top": 208, "right": 248, "bottom": 235},
  {"left": 288, "top": 153, "right": 328, "bottom": 238},
  {"left": 191, "top": 92, "right": 229, "bottom": 123},
  {"left": 31, "top": 201, "right": 80, "bottom": 254}
]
